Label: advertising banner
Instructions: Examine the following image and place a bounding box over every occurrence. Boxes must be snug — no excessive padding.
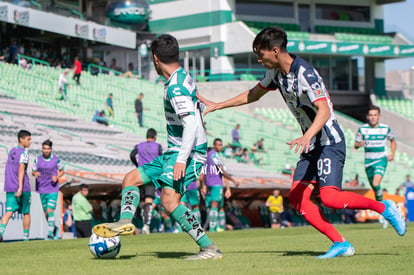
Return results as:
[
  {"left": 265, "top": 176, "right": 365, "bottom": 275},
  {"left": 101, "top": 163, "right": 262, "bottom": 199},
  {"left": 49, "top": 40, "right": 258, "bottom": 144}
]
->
[
  {"left": 0, "top": 2, "right": 136, "bottom": 49},
  {"left": 0, "top": 192, "right": 61, "bottom": 241}
]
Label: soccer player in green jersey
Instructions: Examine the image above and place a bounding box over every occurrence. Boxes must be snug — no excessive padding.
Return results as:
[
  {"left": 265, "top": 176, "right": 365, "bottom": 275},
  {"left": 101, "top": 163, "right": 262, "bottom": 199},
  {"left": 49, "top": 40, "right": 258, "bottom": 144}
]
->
[
  {"left": 93, "top": 34, "right": 222, "bottom": 260},
  {"left": 355, "top": 105, "right": 396, "bottom": 202}
]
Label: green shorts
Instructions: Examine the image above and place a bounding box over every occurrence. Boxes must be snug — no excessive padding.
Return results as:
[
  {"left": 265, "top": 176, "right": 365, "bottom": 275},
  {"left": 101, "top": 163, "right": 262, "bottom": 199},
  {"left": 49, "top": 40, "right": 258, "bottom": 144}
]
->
[
  {"left": 153, "top": 196, "right": 161, "bottom": 206},
  {"left": 138, "top": 151, "right": 203, "bottom": 196},
  {"left": 6, "top": 192, "right": 31, "bottom": 214},
  {"left": 40, "top": 192, "right": 59, "bottom": 212},
  {"left": 181, "top": 189, "right": 200, "bottom": 206},
  {"left": 365, "top": 157, "right": 388, "bottom": 183},
  {"left": 208, "top": 185, "right": 224, "bottom": 204}
]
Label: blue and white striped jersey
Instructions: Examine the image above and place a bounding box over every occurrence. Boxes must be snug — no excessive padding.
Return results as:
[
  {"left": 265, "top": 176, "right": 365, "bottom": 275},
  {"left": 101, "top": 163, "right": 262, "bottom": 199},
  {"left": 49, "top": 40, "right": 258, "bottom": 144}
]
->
[{"left": 259, "top": 54, "right": 344, "bottom": 150}]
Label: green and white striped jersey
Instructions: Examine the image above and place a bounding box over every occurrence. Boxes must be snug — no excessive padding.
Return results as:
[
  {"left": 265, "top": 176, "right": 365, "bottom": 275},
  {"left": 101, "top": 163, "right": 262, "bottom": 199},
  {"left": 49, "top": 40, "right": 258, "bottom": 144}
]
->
[
  {"left": 163, "top": 67, "right": 207, "bottom": 163},
  {"left": 355, "top": 123, "right": 394, "bottom": 162}
]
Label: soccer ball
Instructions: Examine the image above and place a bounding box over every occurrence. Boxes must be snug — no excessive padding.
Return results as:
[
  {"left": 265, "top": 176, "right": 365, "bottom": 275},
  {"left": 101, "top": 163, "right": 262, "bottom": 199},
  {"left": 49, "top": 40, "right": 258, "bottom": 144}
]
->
[{"left": 88, "top": 233, "right": 121, "bottom": 259}]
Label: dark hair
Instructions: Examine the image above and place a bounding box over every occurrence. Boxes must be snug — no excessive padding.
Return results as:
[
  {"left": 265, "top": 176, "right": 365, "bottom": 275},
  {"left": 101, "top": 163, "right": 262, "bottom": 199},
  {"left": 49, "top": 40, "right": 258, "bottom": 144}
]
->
[
  {"left": 42, "top": 139, "right": 53, "bottom": 147},
  {"left": 213, "top": 138, "right": 223, "bottom": 145},
  {"left": 79, "top": 184, "right": 89, "bottom": 190},
  {"left": 368, "top": 105, "right": 380, "bottom": 114},
  {"left": 253, "top": 26, "right": 288, "bottom": 54},
  {"left": 150, "top": 34, "right": 179, "bottom": 64},
  {"left": 18, "top": 130, "right": 31, "bottom": 142},
  {"left": 146, "top": 128, "right": 157, "bottom": 139}
]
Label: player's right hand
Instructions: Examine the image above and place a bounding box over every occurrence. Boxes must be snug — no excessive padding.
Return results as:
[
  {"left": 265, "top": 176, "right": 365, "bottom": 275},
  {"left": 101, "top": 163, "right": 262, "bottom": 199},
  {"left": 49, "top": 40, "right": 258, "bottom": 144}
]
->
[
  {"left": 196, "top": 92, "right": 217, "bottom": 116},
  {"left": 15, "top": 189, "right": 22, "bottom": 198}
]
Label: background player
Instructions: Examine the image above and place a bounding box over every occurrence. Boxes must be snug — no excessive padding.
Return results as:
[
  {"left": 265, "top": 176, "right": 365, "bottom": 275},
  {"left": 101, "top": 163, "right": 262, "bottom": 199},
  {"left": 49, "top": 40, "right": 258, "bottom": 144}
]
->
[
  {"left": 32, "top": 139, "right": 64, "bottom": 240},
  {"left": 130, "top": 128, "right": 163, "bottom": 234},
  {"left": 197, "top": 26, "right": 406, "bottom": 258},
  {"left": 0, "top": 130, "right": 32, "bottom": 242},
  {"left": 204, "top": 138, "right": 238, "bottom": 232},
  {"left": 94, "top": 34, "right": 222, "bottom": 260},
  {"left": 355, "top": 105, "right": 396, "bottom": 202}
]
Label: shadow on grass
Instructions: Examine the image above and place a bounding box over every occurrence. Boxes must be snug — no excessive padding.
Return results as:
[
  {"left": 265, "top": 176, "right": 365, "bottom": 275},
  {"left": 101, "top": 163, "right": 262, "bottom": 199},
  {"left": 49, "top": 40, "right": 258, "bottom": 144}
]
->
[
  {"left": 153, "top": 251, "right": 194, "bottom": 259},
  {"left": 91, "top": 254, "right": 137, "bottom": 260},
  {"left": 227, "top": 250, "right": 321, "bottom": 256}
]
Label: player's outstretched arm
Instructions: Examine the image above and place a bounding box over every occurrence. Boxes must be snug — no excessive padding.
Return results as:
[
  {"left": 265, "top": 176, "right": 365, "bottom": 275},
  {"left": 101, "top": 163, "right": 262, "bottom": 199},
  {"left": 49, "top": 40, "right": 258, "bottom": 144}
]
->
[{"left": 197, "top": 84, "right": 269, "bottom": 116}]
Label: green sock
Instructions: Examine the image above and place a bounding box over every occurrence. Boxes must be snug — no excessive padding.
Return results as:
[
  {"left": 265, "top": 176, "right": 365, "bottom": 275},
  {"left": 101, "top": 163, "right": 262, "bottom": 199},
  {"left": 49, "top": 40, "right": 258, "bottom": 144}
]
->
[
  {"left": 47, "top": 212, "right": 55, "bottom": 237},
  {"left": 176, "top": 222, "right": 182, "bottom": 233},
  {"left": 209, "top": 207, "right": 219, "bottom": 232},
  {"left": 0, "top": 223, "right": 6, "bottom": 237},
  {"left": 120, "top": 186, "right": 140, "bottom": 221},
  {"left": 372, "top": 185, "right": 383, "bottom": 201},
  {"left": 171, "top": 204, "right": 212, "bottom": 248},
  {"left": 218, "top": 210, "right": 226, "bottom": 230},
  {"left": 163, "top": 217, "right": 172, "bottom": 231},
  {"left": 192, "top": 208, "right": 201, "bottom": 222},
  {"left": 23, "top": 229, "right": 29, "bottom": 241}
]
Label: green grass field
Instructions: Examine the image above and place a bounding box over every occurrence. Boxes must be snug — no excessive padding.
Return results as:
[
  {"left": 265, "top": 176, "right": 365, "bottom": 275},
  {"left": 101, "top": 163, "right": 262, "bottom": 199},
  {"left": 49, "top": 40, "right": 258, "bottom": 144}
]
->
[{"left": 1, "top": 223, "right": 412, "bottom": 274}]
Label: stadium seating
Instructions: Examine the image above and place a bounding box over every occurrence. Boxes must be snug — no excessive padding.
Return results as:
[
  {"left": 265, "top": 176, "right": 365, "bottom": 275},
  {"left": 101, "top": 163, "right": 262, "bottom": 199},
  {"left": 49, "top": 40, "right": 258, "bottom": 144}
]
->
[
  {"left": 376, "top": 97, "right": 414, "bottom": 121},
  {"left": 2, "top": 62, "right": 411, "bottom": 194}
]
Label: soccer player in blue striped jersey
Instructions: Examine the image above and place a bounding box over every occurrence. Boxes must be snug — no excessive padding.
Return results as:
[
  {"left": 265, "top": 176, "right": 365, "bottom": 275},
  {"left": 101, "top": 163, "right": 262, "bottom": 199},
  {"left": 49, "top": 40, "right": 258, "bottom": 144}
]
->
[
  {"left": 198, "top": 26, "right": 406, "bottom": 258},
  {"left": 94, "top": 34, "right": 222, "bottom": 260}
]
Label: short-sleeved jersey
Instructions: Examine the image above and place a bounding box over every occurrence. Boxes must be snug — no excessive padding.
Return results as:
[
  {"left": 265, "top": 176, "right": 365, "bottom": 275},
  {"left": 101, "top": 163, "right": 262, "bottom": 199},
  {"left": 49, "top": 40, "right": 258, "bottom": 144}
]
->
[
  {"left": 136, "top": 141, "right": 162, "bottom": 166},
  {"left": 4, "top": 146, "right": 30, "bottom": 192},
  {"left": 206, "top": 149, "right": 228, "bottom": 187},
  {"left": 267, "top": 195, "right": 283, "bottom": 213},
  {"left": 163, "top": 67, "right": 207, "bottom": 163},
  {"left": 259, "top": 54, "right": 343, "bottom": 150},
  {"left": 33, "top": 154, "right": 64, "bottom": 193},
  {"left": 355, "top": 123, "right": 394, "bottom": 162}
]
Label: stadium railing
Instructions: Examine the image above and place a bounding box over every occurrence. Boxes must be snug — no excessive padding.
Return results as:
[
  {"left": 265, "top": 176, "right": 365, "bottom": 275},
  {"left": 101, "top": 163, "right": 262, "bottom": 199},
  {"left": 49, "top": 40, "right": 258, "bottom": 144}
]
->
[{"left": 18, "top": 54, "right": 50, "bottom": 67}]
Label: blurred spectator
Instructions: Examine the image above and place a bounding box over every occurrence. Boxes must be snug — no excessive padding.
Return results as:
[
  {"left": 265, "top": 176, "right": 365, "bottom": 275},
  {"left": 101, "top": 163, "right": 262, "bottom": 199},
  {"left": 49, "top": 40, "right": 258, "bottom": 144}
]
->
[
  {"left": 72, "top": 56, "right": 82, "bottom": 85},
  {"left": 265, "top": 190, "right": 284, "bottom": 229},
  {"left": 58, "top": 69, "right": 69, "bottom": 101},
  {"left": 72, "top": 184, "right": 93, "bottom": 238},
  {"left": 8, "top": 41, "right": 18, "bottom": 64},
  {"left": 395, "top": 188, "right": 401, "bottom": 196},
  {"left": 348, "top": 174, "right": 360, "bottom": 187},
  {"left": 281, "top": 163, "right": 294, "bottom": 175},
  {"left": 106, "top": 93, "right": 114, "bottom": 118},
  {"left": 63, "top": 204, "right": 76, "bottom": 238},
  {"left": 18, "top": 56, "right": 31, "bottom": 70},
  {"left": 124, "top": 62, "right": 135, "bottom": 78},
  {"left": 400, "top": 174, "right": 413, "bottom": 192},
  {"left": 232, "top": 124, "right": 241, "bottom": 147},
  {"left": 92, "top": 110, "right": 109, "bottom": 126},
  {"left": 135, "top": 93, "right": 144, "bottom": 127},
  {"left": 251, "top": 138, "right": 266, "bottom": 153}
]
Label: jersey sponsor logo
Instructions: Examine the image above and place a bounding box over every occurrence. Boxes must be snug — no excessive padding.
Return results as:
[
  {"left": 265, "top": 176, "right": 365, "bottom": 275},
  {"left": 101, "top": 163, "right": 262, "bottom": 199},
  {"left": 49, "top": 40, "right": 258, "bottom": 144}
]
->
[{"left": 172, "top": 87, "right": 181, "bottom": 96}]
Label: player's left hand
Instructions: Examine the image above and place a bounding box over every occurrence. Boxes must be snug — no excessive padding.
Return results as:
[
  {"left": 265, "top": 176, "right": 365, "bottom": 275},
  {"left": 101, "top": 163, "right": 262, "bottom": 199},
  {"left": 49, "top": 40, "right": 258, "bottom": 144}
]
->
[
  {"left": 287, "top": 136, "right": 311, "bottom": 154},
  {"left": 387, "top": 154, "right": 394, "bottom": 162},
  {"left": 173, "top": 162, "right": 186, "bottom": 181},
  {"left": 51, "top": 176, "right": 58, "bottom": 182}
]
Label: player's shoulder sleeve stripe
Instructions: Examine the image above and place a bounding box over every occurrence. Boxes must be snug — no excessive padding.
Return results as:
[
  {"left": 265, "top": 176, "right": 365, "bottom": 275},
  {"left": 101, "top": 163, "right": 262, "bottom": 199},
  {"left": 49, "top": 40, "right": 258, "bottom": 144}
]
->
[
  {"left": 313, "top": 97, "right": 327, "bottom": 103},
  {"left": 258, "top": 82, "right": 275, "bottom": 91}
]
